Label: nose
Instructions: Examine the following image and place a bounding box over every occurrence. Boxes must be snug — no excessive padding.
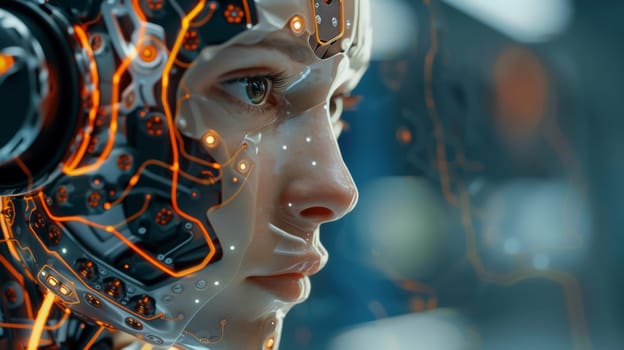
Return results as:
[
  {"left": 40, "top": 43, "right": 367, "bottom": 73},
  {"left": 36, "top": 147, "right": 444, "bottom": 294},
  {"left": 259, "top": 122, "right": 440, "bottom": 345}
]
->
[{"left": 279, "top": 108, "right": 358, "bottom": 225}]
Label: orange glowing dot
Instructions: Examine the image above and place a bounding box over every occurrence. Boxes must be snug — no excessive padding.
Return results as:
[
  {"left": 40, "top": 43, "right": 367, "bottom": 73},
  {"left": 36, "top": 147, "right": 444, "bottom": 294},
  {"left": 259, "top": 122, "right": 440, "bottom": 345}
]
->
[
  {"left": 232, "top": 177, "right": 239, "bottom": 183},
  {"left": 290, "top": 15, "right": 305, "bottom": 35},
  {"left": 140, "top": 44, "right": 158, "bottom": 62},
  {"left": 237, "top": 160, "right": 249, "bottom": 173},
  {"left": 264, "top": 337, "right": 275, "bottom": 350},
  {"left": 396, "top": 127, "right": 412, "bottom": 144},
  {"left": 105, "top": 226, "right": 114, "bottom": 232},
  {"left": 103, "top": 203, "right": 111, "bottom": 210},
  {"left": 46, "top": 276, "right": 59, "bottom": 287},
  {"left": 58, "top": 284, "right": 71, "bottom": 296},
  {"left": 0, "top": 54, "right": 14, "bottom": 75},
  {"left": 203, "top": 130, "right": 219, "bottom": 149}
]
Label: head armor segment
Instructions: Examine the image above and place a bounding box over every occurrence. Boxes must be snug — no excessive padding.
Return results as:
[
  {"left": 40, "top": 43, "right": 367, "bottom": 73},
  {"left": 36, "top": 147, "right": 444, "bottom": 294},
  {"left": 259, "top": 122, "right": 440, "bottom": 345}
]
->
[{"left": 0, "top": 0, "right": 371, "bottom": 348}]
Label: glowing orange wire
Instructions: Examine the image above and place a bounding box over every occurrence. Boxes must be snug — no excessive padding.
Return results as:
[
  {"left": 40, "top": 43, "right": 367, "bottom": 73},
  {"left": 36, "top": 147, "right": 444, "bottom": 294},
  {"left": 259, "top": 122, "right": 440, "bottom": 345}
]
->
[
  {"left": 84, "top": 325, "right": 105, "bottom": 350},
  {"left": 0, "top": 199, "right": 22, "bottom": 263},
  {"left": 63, "top": 25, "right": 100, "bottom": 172},
  {"left": 64, "top": 0, "right": 147, "bottom": 176},
  {"left": 27, "top": 291, "right": 56, "bottom": 350},
  {"left": 0, "top": 253, "right": 35, "bottom": 319},
  {"left": 113, "top": 194, "right": 151, "bottom": 228},
  {"left": 0, "top": 254, "right": 24, "bottom": 286},
  {"left": 15, "top": 158, "right": 33, "bottom": 193},
  {"left": 0, "top": 308, "right": 70, "bottom": 331},
  {"left": 38, "top": 193, "right": 199, "bottom": 278},
  {"left": 242, "top": 0, "right": 252, "bottom": 26},
  {"left": 160, "top": 0, "right": 219, "bottom": 276}
]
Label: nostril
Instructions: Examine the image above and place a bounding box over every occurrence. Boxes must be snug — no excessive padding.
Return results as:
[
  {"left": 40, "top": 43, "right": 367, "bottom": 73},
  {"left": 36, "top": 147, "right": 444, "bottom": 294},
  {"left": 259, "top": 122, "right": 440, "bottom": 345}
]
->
[{"left": 300, "top": 207, "right": 334, "bottom": 219}]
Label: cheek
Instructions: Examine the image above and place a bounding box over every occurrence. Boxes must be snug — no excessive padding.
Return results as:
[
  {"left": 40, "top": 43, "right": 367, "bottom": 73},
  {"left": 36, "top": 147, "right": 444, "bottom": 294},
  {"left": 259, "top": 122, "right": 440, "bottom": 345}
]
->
[{"left": 253, "top": 134, "right": 283, "bottom": 218}]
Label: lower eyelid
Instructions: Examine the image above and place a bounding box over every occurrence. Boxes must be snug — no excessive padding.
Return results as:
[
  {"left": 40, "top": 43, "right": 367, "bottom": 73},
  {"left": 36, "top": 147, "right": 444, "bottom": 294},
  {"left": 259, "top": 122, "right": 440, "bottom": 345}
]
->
[{"left": 212, "top": 86, "right": 280, "bottom": 116}]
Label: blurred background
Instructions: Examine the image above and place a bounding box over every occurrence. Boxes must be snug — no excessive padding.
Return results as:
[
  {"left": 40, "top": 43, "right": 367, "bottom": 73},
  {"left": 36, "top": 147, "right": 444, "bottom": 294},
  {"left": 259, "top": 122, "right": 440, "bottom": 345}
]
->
[{"left": 281, "top": 0, "right": 624, "bottom": 349}]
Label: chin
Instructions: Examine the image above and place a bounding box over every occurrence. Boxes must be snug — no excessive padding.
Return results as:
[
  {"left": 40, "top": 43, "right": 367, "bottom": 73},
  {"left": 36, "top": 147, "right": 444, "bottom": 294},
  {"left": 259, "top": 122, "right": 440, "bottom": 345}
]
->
[{"left": 175, "top": 281, "right": 298, "bottom": 350}]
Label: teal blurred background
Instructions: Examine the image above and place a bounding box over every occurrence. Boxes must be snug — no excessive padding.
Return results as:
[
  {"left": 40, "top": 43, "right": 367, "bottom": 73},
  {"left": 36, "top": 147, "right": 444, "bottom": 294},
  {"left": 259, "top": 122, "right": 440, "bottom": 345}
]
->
[{"left": 282, "top": 1, "right": 624, "bottom": 349}]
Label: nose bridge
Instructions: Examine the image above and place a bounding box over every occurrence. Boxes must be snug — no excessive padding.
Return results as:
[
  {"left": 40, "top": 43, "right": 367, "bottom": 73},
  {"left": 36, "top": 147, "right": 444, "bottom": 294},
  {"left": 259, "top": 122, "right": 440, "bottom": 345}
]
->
[{"left": 281, "top": 103, "right": 358, "bottom": 223}]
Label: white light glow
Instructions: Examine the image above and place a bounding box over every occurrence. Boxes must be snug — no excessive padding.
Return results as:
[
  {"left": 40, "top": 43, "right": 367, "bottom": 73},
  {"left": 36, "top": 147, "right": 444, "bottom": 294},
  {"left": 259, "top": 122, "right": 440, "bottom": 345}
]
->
[
  {"left": 442, "top": 0, "right": 573, "bottom": 42},
  {"left": 369, "top": 0, "right": 418, "bottom": 59}
]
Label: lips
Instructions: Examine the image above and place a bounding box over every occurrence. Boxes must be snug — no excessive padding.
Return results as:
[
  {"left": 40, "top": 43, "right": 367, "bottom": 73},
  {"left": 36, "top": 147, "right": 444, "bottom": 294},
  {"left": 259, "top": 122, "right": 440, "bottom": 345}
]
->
[{"left": 248, "top": 223, "right": 327, "bottom": 302}]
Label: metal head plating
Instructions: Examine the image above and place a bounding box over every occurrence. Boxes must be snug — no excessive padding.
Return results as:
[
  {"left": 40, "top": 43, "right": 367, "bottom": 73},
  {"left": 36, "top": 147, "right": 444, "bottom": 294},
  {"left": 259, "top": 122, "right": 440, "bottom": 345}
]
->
[{"left": 0, "top": 0, "right": 371, "bottom": 349}]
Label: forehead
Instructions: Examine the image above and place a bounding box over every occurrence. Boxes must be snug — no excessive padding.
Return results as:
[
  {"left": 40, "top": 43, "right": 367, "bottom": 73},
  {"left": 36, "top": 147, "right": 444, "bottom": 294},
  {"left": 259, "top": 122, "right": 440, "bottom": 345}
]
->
[{"left": 178, "top": 0, "right": 358, "bottom": 61}]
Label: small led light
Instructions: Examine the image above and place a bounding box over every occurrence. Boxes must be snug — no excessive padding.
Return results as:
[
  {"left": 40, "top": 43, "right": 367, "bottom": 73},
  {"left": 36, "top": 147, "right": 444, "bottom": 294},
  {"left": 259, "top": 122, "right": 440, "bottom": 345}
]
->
[
  {"left": 140, "top": 44, "right": 158, "bottom": 63},
  {"left": 202, "top": 130, "right": 219, "bottom": 149},
  {"left": 305, "top": 137, "right": 312, "bottom": 143},
  {"left": 59, "top": 284, "right": 71, "bottom": 296},
  {"left": 287, "top": 203, "right": 293, "bottom": 208},
  {"left": 61, "top": 248, "right": 67, "bottom": 254},
  {"left": 47, "top": 276, "right": 59, "bottom": 287},
  {"left": 311, "top": 161, "right": 317, "bottom": 167},
  {"left": 237, "top": 160, "right": 249, "bottom": 173},
  {"left": 282, "top": 145, "right": 288, "bottom": 150},
  {"left": 290, "top": 15, "right": 305, "bottom": 35},
  {"left": 0, "top": 54, "right": 14, "bottom": 76},
  {"left": 264, "top": 337, "right": 275, "bottom": 350},
  {"left": 194, "top": 299, "right": 200, "bottom": 304},
  {"left": 214, "top": 281, "right": 220, "bottom": 286},
  {"left": 229, "top": 245, "right": 236, "bottom": 251}
]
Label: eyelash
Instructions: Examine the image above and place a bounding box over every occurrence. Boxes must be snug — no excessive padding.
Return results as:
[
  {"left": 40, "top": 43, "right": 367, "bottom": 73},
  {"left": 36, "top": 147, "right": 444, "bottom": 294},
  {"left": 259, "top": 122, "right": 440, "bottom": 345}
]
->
[{"left": 219, "top": 71, "right": 291, "bottom": 114}]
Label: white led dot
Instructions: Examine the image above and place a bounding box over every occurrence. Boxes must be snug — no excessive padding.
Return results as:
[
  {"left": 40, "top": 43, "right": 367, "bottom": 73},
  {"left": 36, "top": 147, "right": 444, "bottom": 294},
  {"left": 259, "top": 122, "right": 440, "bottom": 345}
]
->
[
  {"left": 282, "top": 145, "right": 288, "bottom": 150},
  {"left": 61, "top": 248, "right": 67, "bottom": 254},
  {"left": 194, "top": 299, "right": 200, "bottom": 304},
  {"left": 288, "top": 203, "right": 293, "bottom": 208},
  {"left": 230, "top": 245, "right": 236, "bottom": 251},
  {"left": 311, "top": 161, "right": 317, "bottom": 167},
  {"left": 306, "top": 137, "right": 311, "bottom": 143},
  {"left": 214, "top": 281, "right": 220, "bottom": 286}
]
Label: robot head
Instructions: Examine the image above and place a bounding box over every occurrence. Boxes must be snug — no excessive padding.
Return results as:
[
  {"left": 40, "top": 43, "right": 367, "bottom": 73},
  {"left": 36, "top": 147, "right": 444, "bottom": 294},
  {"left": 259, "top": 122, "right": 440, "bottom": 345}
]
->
[{"left": 0, "top": 0, "right": 370, "bottom": 348}]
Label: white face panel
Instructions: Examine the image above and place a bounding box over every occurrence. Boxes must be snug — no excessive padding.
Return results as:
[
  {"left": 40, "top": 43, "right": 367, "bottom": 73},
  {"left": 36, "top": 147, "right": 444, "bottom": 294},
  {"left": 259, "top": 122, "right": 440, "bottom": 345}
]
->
[
  {"left": 169, "top": 2, "right": 370, "bottom": 348},
  {"left": 2, "top": 1, "right": 370, "bottom": 349}
]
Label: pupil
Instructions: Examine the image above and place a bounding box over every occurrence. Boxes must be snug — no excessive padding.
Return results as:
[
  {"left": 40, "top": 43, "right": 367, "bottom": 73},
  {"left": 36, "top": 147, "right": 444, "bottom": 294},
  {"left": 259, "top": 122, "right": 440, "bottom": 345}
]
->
[{"left": 246, "top": 78, "right": 268, "bottom": 105}]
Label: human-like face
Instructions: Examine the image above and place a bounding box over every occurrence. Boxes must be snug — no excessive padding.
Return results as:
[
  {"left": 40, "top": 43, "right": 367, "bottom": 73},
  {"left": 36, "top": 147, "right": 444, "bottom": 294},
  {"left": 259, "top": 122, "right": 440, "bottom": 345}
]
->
[
  {"left": 0, "top": 1, "right": 369, "bottom": 349},
  {"left": 171, "top": 25, "right": 360, "bottom": 348}
]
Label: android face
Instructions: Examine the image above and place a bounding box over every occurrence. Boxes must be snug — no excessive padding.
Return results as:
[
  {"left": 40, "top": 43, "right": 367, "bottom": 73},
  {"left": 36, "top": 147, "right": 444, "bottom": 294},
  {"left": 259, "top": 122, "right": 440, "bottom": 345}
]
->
[
  {"left": 0, "top": 0, "right": 370, "bottom": 349},
  {"left": 171, "top": 25, "right": 363, "bottom": 350}
]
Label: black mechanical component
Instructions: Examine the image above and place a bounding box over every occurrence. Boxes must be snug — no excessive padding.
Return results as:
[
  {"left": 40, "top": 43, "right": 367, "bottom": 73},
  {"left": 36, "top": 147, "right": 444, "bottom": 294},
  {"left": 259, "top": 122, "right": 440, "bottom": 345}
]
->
[
  {"left": 125, "top": 317, "right": 143, "bottom": 330},
  {"left": 76, "top": 259, "right": 98, "bottom": 281},
  {"left": 130, "top": 294, "right": 156, "bottom": 316},
  {"left": 85, "top": 293, "right": 102, "bottom": 308},
  {"left": 103, "top": 278, "right": 125, "bottom": 300},
  {"left": 0, "top": 1, "right": 82, "bottom": 195}
]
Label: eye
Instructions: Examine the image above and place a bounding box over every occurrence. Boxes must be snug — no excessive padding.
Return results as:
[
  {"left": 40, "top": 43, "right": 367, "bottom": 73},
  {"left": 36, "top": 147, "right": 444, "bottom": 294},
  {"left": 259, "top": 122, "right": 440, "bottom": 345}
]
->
[{"left": 221, "top": 76, "right": 272, "bottom": 106}]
